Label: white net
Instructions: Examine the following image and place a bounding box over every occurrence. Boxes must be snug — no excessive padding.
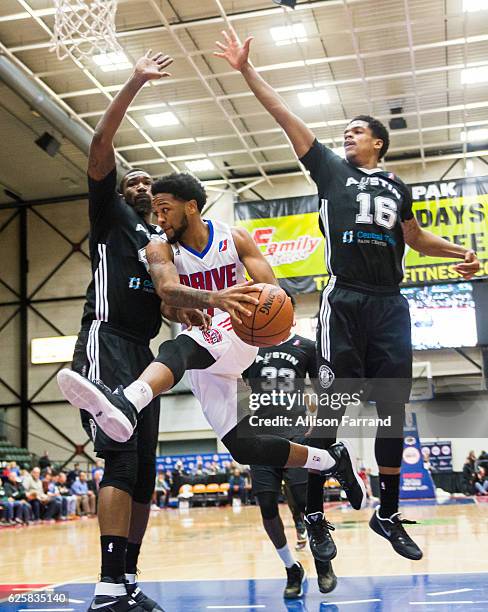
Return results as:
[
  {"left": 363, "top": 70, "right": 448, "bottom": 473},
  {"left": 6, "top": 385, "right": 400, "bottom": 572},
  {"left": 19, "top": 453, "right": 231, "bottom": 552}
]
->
[{"left": 50, "top": 0, "right": 121, "bottom": 61}]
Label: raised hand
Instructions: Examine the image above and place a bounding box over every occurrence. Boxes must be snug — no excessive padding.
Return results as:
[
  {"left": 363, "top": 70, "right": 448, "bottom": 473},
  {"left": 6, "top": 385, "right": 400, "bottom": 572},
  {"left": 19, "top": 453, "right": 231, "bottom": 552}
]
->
[
  {"left": 214, "top": 29, "right": 254, "bottom": 71},
  {"left": 454, "top": 249, "right": 480, "bottom": 280},
  {"left": 135, "top": 50, "right": 173, "bottom": 81}
]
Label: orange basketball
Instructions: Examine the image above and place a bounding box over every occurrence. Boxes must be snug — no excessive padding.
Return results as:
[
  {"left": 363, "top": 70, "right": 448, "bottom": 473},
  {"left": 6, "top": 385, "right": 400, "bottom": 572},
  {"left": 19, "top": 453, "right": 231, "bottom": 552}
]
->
[{"left": 233, "top": 283, "right": 293, "bottom": 348}]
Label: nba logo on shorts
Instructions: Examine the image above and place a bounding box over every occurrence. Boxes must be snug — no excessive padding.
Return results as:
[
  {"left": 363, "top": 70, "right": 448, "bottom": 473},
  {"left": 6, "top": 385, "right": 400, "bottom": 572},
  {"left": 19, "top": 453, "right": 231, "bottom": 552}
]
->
[
  {"left": 318, "top": 364, "right": 335, "bottom": 389},
  {"left": 218, "top": 239, "right": 228, "bottom": 252},
  {"left": 202, "top": 329, "right": 223, "bottom": 345}
]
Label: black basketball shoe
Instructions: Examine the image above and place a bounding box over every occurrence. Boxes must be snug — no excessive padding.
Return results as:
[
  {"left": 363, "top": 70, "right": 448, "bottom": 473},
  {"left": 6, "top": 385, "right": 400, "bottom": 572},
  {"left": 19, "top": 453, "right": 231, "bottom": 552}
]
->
[
  {"left": 284, "top": 562, "right": 306, "bottom": 599},
  {"left": 304, "top": 512, "right": 336, "bottom": 562},
  {"left": 126, "top": 584, "right": 165, "bottom": 612},
  {"left": 87, "top": 577, "right": 145, "bottom": 612},
  {"left": 57, "top": 369, "right": 137, "bottom": 443},
  {"left": 323, "top": 440, "right": 367, "bottom": 510},
  {"left": 369, "top": 507, "right": 423, "bottom": 560},
  {"left": 315, "top": 559, "right": 337, "bottom": 594}
]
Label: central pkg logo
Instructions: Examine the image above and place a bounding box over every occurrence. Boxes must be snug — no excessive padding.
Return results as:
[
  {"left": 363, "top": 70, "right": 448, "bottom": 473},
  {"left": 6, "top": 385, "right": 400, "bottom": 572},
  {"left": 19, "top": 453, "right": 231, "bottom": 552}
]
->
[
  {"left": 342, "top": 230, "right": 354, "bottom": 244},
  {"left": 202, "top": 328, "right": 223, "bottom": 345},
  {"left": 318, "top": 364, "right": 335, "bottom": 389}
]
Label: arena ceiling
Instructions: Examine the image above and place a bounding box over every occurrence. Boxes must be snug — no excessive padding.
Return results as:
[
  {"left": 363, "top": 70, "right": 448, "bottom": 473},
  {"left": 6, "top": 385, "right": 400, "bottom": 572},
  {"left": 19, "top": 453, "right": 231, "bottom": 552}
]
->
[{"left": 0, "top": 0, "right": 488, "bottom": 203}]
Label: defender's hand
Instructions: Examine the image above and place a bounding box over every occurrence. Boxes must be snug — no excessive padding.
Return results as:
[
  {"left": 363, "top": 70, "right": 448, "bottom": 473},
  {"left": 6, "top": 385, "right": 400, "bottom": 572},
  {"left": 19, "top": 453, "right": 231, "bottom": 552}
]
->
[
  {"left": 214, "top": 29, "right": 254, "bottom": 71},
  {"left": 454, "top": 249, "right": 479, "bottom": 280},
  {"left": 135, "top": 50, "right": 173, "bottom": 81}
]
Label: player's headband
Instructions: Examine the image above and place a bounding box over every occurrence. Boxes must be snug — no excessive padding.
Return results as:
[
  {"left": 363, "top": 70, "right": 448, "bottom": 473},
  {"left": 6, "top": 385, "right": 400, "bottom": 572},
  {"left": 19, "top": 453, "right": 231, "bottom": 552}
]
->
[
  {"left": 345, "top": 120, "right": 370, "bottom": 130},
  {"left": 123, "top": 170, "right": 152, "bottom": 182}
]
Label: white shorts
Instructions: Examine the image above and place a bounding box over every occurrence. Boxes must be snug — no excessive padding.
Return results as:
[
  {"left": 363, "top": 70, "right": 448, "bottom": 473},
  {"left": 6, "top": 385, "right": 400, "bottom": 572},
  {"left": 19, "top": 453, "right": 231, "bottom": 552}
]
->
[{"left": 179, "top": 314, "right": 258, "bottom": 439}]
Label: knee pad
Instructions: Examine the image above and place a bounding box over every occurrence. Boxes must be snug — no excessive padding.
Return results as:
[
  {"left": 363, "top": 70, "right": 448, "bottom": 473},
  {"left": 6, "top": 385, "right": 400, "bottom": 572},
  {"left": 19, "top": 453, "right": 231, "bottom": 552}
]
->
[
  {"left": 100, "top": 451, "right": 138, "bottom": 496},
  {"left": 132, "top": 459, "right": 156, "bottom": 504},
  {"left": 154, "top": 335, "right": 215, "bottom": 386},
  {"left": 257, "top": 491, "right": 280, "bottom": 520}
]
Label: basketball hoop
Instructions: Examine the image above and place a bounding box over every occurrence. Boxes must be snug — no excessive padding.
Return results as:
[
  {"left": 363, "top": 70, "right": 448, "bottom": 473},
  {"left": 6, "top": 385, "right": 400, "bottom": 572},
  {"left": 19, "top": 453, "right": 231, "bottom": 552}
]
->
[{"left": 50, "top": 0, "right": 122, "bottom": 61}]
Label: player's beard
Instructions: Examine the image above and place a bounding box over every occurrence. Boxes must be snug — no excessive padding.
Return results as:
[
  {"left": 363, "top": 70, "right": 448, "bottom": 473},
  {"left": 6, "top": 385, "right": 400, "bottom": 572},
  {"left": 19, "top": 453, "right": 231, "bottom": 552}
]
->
[
  {"left": 132, "top": 194, "right": 153, "bottom": 216},
  {"left": 165, "top": 214, "right": 189, "bottom": 244}
]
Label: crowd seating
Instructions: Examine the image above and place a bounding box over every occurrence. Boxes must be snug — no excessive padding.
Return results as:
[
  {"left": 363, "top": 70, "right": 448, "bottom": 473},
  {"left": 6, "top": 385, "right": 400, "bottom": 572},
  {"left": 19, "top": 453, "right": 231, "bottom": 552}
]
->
[{"left": 0, "top": 440, "right": 33, "bottom": 467}]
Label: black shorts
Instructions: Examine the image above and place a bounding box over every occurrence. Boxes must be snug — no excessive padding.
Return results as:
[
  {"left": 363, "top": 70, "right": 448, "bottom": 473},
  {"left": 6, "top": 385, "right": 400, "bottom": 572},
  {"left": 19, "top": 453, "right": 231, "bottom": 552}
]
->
[
  {"left": 250, "top": 462, "right": 307, "bottom": 496},
  {"left": 317, "top": 278, "right": 412, "bottom": 403},
  {"left": 72, "top": 324, "right": 160, "bottom": 459}
]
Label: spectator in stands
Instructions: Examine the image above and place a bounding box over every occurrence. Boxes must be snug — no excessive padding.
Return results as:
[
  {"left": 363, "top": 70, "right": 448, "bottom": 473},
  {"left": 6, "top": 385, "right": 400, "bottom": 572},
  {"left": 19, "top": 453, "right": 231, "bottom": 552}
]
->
[
  {"left": 221, "top": 461, "right": 232, "bottom": 477},
  {"left": 474, "top": 467, "right": 488, "bottom": 496},
  {"left": 171, "top": 461, "right": 188, "bottom": 497},
  {"left": 228, "top": 468, "right": 248, "bottom": 505},
  {"left": 23, "top": 467, "right": 59, "bottom": 521},
  {"left": 67, "top": 462, "right": 80, "bottom": 487},
  {"left": 462, "top": 451, "right": 477, "bottom": 495},
  {"left": 56, "top": 472, "right": 77, "bottom": 518},
  {"left": 478, "top": 450, "right": 488, "bottom": 472},
  {"left": 91, "top": 459, "right": 104, "bottom": 481},
  {"left": 42, "top": 473, "right": 63, "bottom": 521},
  {"left": 0, "top": 480, "right": 15, "bottom": 525},
  {"left": 87, "top": 469, "right": 103, "bottom": 513},
  {"left": 70, "top": 471, "right": 96, "bottom": 516},
  {"left": 5, "top": 472, "right": 33, "bottom": 524},
  {"left": 154, "top": 470, "right": 171, "bottom": 508},
  {"left": 38, "top": 451, "right": 51, "bottom": 471}
]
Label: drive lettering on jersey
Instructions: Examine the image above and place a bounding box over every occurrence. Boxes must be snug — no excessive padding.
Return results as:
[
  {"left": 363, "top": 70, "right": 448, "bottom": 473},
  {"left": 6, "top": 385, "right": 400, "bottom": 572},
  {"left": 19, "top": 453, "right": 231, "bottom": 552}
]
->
[{"left": 179, "top": 263, "right": 237, "bottom": 291}]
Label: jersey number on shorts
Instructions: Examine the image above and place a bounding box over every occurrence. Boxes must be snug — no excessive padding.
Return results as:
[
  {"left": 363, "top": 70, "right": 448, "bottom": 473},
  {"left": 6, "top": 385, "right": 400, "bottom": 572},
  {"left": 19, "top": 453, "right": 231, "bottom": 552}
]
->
[
  {"left": 355, "top": 193, "right": 398, "bottom": 229},
  {"left": 260, "top": 366, "right": 296, "bottom": 391}
]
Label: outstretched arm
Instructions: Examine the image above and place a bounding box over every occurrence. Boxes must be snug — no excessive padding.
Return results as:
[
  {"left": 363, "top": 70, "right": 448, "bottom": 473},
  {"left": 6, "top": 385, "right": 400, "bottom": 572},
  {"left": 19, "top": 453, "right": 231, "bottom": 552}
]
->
[
  {"left": 402, "top": 217, "right": 480, "bottom": 279},
  {"left": 214, "top": 29, "right": 315, "bottom": 158},
  {"left": 231, "top": 226, "right": 278, "bottom": 286},
  {"left": 146, "top": 240, "right": 259, "bottom": 324},
  {"left": 88, "top": 50, "right": 173, "bottom": 180}
]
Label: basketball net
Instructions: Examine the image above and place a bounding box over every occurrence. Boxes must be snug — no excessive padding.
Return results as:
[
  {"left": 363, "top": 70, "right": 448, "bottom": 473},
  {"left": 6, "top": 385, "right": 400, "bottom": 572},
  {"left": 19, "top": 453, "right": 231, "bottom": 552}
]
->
[{"left": 50, "top": 0, "right": 122, "bottom": 61}]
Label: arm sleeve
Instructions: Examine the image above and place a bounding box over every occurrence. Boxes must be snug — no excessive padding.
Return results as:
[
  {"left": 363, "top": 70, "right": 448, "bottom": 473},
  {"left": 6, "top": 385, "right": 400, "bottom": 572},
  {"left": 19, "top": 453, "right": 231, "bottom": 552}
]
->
[
  {"left": 88, "top": 168, "right": 121, "bottom": 230},
  {"left": 299, "top": 139, "right": 340, "bottom": 191}
]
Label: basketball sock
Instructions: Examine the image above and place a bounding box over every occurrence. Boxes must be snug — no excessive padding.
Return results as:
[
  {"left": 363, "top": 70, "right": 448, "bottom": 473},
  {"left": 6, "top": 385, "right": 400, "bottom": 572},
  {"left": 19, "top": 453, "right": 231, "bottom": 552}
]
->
[
  {"left": 125, "top": 573, "right": 137, "bottom": 585},
  {"left": 276, "top": 544, "right": 296, "bottom": 568},
  {"left": 100, "top": 535, "right": 127, "bottom": 580},
  {"left": 378, "top": 473, "right": 400, "bottom": 518},
  {"left": 94, "top": 580, "right": 126, "bottom": 596},
  {"left": 123, "top": 381, "right": 153, "bottom": 413},
  {"left": 304, "top": 446, "right": 336, "bottom": 472},
  {"left": 125, "top": 542, "right": 141, "bottom": 576},
  {"left": 306, "top": 472, "right": 327, "bottom": 514}
]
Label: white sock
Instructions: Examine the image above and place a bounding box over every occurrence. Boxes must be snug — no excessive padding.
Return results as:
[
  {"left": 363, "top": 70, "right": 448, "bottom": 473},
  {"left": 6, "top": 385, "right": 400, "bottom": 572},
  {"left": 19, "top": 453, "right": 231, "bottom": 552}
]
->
[
  {"left": 125, "top": 573, "right": 137, "bottom": 585},
  {"left": 276, "top": 544, "right": 296, "bottom": 568},
  {"left": 94, "top": 581, "right": 126, "bottom": 597},
  {"left": 303, "top": 446, "right": 336, "bottom": 472},
  {"left": 123, "top": 381, "right": 153, "bottom": 413}
]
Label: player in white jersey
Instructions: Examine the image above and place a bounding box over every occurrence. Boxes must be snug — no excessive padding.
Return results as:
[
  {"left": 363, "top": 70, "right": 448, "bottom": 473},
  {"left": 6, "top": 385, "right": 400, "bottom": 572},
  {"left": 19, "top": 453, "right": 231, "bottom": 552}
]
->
[{"left": 58, "top": 174, "right": 367, "bottom": 542}]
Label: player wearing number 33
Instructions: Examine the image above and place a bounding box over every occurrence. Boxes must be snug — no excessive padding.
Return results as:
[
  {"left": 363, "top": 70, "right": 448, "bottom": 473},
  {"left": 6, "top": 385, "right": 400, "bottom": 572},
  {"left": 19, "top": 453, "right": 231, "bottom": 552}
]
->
[{"left": 213, "top": 28, "right": 481, "bottom": 564}]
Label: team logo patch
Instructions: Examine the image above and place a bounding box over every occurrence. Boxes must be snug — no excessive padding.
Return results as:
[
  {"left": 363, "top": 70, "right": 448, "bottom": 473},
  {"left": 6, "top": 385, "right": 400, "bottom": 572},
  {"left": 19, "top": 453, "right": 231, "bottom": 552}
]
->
[
  {"left": 318, "top": 364, "right": 335, "bottom": 389},
  {"left": 202, "top": 328, "right": 223, "bottom": 345},
  {"left": 218, "top": 239, "right": 228, "bottom": 252},
  {"left": 89, "top": 418, "right": 97, "bottom": 442}
]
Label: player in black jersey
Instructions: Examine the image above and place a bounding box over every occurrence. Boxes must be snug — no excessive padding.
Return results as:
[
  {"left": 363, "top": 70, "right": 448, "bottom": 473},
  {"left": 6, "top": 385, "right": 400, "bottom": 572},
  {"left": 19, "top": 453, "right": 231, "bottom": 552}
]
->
[
  {"left": 65, "top": 50, "right": 215, "bottom": 612},
  {"left": 243, "top": 293, "right": 337, "bottom": 598},
  {"left": 215, "top": 29, "right": 480, "bottom": 563}
]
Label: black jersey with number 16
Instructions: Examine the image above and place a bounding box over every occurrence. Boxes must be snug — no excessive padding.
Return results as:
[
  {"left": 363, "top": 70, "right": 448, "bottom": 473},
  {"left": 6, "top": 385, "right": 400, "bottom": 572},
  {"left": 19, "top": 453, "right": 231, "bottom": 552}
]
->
[{"left": 300, "top": 140, "right": 414, "bottom": 287}]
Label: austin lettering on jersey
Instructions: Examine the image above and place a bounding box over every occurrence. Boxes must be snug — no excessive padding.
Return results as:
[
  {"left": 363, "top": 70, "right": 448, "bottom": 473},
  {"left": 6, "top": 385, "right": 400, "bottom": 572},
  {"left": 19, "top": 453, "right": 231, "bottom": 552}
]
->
[
  {"left": 179, "top": 263, "right": 237, "bottom": 290},
  {"left": 346, "top": 176, "right": 402, "bottom": 200}
]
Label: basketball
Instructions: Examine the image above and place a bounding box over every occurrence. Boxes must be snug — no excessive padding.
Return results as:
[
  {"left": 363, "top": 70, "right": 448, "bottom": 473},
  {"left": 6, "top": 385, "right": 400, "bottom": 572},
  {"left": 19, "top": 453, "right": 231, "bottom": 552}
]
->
[{"left": 233, "top": 283, "right": 293, "bottom": 347}]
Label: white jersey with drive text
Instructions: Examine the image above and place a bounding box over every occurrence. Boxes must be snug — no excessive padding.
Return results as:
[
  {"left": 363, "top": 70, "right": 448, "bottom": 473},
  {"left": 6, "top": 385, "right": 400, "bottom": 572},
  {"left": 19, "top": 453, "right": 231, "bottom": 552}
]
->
[{"left": 168, "top": 219, "right": 246, "bottom": 318}]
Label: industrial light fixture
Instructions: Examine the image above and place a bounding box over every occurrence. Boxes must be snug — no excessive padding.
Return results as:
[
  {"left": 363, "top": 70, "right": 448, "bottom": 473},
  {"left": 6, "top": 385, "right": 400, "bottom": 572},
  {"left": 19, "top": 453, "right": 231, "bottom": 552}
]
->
[
  {"left": 186, "top": 159, "right": 215, "bottom": 172},
  {"left": 461, "top": 66, "right": 488, "bottom": 84},
  {"left": 463, "top": 0, "right": 488, "bottom": 12},
  {"left": 389, "top": 107, "right": 407, "bottom": 130},
  {"left": 35, "top": 132, "right": 61, "bottom": 157},
  {"left": 272, "top": 0, "right": 297, "bottom": 8},
  {"left": 145, "top": 112, "right": 180, "bottom": 127},
  {"left": 270, "top": 23, "right": 307, "bottom": 46},
  {"left": 298, "top": 89, "right": 330, "bottom": 107},
  {"left": 460, "top": 128, "right": 488, "bottom": 142},
  {"left": 93, "top": 51, "right": 132, "bottom": 72},
  {"left": 31, "top": 336, "right": 78, "bottom": 364}
]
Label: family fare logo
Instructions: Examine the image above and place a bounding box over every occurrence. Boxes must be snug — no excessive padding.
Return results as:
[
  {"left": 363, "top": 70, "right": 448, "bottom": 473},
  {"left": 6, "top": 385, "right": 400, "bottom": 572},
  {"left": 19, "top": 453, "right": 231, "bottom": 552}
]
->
[{"left": 252, "top": 227, "right": 322, "bottom": 266}]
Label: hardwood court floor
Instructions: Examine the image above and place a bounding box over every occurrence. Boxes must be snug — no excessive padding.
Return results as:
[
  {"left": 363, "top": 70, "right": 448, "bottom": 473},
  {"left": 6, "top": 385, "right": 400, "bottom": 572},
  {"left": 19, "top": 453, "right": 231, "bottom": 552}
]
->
[{"left": 2, "top": 499, "right": 487, "bottom": 586}]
